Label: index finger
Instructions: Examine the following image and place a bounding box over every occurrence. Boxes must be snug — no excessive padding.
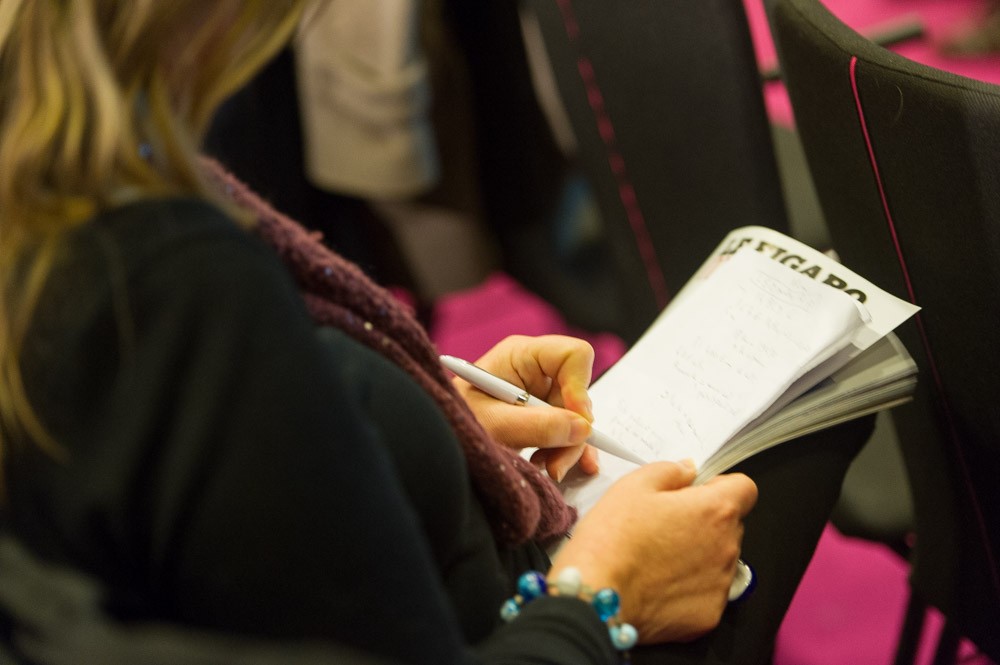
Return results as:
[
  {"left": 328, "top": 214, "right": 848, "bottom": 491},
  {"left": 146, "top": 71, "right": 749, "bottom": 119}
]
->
[{"left": 510, "top": 335, "right": 595, "bottom": 417}]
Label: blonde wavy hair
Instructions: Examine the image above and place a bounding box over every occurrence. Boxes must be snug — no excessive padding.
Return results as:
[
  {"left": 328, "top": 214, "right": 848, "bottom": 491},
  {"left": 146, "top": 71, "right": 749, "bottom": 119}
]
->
[{"left": 0, "top": 0, "right": 306, "bottom": 474}]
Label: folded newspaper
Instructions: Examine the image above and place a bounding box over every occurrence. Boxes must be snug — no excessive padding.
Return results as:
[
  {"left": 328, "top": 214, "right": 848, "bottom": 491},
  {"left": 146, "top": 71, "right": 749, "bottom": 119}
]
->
[{"left": 557, "top": 226, "right": 920, "bottom": 517}]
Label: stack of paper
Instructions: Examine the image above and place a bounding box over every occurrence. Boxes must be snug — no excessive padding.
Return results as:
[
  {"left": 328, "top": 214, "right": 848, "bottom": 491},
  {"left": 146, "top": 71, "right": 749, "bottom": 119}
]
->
[{"left": 559, "top": 226, "right": 919, "bottom": 515}]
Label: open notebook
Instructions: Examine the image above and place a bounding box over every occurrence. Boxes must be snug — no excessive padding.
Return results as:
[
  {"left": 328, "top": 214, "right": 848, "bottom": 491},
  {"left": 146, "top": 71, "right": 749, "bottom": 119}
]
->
[{"left": 554, "top": 226, "right": 920, "bottom": 517}]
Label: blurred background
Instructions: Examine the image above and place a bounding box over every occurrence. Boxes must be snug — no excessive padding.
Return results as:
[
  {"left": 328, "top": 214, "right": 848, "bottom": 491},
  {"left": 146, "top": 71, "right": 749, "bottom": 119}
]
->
[{"left": 204, "top": 1, "right": 1000, "bottom": 663}]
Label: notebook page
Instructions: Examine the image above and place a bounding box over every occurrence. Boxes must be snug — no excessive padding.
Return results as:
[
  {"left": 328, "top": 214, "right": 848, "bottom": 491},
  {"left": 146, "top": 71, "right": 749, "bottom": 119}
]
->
[{"left": 588, "top": 248, "right": 866, "bottom": 467}]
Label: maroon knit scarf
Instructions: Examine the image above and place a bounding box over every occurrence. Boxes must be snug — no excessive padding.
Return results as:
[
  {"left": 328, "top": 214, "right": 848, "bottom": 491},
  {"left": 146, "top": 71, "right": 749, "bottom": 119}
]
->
[{"left": 203, "top": 160, "right": 576, "bottom": 547}]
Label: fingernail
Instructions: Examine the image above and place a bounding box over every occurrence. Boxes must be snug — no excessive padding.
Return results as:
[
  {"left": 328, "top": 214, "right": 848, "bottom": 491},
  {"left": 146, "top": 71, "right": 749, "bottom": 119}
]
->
[
  {"left": 679, "top": 458, "right": 696, "bottom": 472},
  {"left": 570, "top": 416, "right": 591, "bottom": 444}
]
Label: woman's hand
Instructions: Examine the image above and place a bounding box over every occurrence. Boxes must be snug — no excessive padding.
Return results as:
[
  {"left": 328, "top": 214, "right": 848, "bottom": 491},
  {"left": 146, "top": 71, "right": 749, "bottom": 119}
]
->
[
  {"left": 550, "top": 462, "right": 758, "bottom": 644},
  {"left": 449, "top": 335, "right": 600, "bottom": 481}
]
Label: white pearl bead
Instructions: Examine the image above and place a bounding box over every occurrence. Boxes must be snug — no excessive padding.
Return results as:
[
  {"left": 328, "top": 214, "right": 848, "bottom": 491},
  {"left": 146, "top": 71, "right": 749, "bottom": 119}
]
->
[{"left": 555, "top": 566, "right": 583, "bottom": 596}]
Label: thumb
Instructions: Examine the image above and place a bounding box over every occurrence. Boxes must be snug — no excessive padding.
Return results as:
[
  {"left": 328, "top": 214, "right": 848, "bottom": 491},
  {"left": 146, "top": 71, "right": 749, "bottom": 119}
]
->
[{"left": 630, "top": 459, "right": 698, "bottom": 491}]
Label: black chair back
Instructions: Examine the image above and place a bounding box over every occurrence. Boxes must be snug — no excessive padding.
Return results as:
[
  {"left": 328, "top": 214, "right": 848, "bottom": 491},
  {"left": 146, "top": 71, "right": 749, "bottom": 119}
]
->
[
  {"left": 521, "top": 0, "right": 790, "bottom": 343},
  {"left": 767, "top": 0, "right": 1000, "bottom": 659}
]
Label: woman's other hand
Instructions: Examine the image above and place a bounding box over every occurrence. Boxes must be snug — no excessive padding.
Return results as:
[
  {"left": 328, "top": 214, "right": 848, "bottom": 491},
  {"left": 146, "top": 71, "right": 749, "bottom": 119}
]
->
[
  {"left": 449, "top": 334, "right": 599, "bottom": 481},
  {"left": 550, "top": 462, "right": 758, "bottom": 644}
]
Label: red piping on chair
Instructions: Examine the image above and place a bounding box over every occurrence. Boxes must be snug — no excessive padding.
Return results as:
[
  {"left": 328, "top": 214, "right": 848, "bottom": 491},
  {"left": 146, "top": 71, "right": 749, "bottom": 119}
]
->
[
  {"left": 554, "top": 0, "right": 671, "bottom": 309},
  {"left": 849, "top": 56, "right": 1000, "bottom": 598}
]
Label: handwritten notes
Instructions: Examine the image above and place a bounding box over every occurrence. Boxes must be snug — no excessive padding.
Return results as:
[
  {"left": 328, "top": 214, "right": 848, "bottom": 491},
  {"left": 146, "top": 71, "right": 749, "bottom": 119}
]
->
[
  {"left": 589, "top": 249, "right": 866, "bottom": 467},
  {"left": 549, "top": 227, "right": 919, "bottom": 529}
]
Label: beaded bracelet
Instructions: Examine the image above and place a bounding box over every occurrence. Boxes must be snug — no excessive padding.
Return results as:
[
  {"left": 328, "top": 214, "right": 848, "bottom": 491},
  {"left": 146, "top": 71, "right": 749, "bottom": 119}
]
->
[{"left": 500, "top": 567, "right": 639, "bottom": 651}]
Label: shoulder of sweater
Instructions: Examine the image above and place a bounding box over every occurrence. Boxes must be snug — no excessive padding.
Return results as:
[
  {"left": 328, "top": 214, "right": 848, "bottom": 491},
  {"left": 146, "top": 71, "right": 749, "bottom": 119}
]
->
[
  {"left": 85, "top": 197, "right": 258, "bottom": 251},
  {"left": 71, "top": 197, "right": 284, "bottom": 283}
]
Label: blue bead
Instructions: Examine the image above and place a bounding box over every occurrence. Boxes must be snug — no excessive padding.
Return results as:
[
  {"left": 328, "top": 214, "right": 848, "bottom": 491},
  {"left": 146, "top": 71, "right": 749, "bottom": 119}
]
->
[
  {"left": 517, "top": 571, "right": 548, "bottom": 601},
  {"left": 609, "top": 623, "right": 638, "bottom": 650},
  {"left": 592, "top": 588, "right": 620, "bottom": 621},
  {"left": 499, "top": 598, "right": 521, "bottom": 622}
]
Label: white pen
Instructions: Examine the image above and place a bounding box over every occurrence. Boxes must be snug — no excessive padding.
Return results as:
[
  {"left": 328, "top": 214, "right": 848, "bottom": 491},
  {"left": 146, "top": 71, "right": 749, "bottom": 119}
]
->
[{"left": 439, "top": 354, "right": 648, "bottom": 466}]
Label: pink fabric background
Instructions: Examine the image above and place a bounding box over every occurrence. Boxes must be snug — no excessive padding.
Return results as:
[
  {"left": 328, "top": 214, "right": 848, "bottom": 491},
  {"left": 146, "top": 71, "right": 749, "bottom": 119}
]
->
[{"left": 743, "top": 0, "right": 1000, "bottom": 127}]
